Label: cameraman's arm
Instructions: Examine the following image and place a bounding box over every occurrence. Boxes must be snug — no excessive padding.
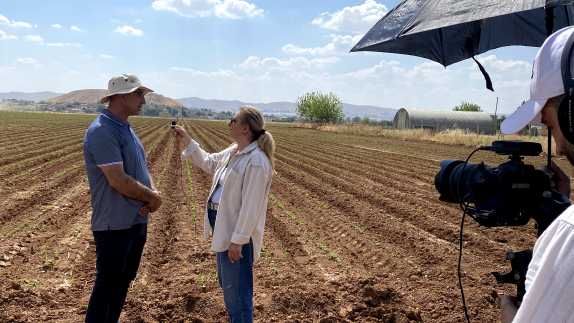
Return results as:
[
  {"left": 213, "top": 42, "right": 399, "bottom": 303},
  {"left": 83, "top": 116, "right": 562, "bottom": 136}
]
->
[
  {"left": 542, "top": 161, "right": 571, "bottom": 198},
  {"left": 500, "top": 296, "right": 520, "bottom": 323},
  {"left": 503, "top": 214, "right": 574, "bottom": 322}
]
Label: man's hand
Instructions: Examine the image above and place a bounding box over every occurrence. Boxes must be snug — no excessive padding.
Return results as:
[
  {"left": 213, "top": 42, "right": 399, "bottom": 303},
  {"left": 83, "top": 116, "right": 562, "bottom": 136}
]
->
[
  {"left": 138, "top": 204, "right": 150, "bottom": 215},
  {"left": 228, "top": 243, "right": 243, "bottom": 263},
  {"left": 138, "top": 191, "right": 161, "bottom": 215},
  {"left": 148, "top": 190, "right": 162, "bottom": 213},
  {"left": 501, "top": 295, "right": 520, "bottom": 323},
  {"left": 541, "top": 161, "right": 571, "bottom": 198},
  {"left": 171, "top": 125, "right": 192, "bottom": 147}
]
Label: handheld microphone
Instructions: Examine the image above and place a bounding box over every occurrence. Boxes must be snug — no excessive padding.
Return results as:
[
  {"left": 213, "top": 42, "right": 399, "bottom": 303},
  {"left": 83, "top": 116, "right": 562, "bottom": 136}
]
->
[{"left": 171, "top": 121, "right": 176, "bottom": 129}]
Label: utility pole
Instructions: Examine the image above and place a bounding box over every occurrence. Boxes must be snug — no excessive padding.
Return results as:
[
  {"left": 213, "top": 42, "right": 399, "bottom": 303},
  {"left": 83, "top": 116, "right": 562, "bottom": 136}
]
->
[{"left": 494, "top": 97, "right": 499, "bottom": 133}]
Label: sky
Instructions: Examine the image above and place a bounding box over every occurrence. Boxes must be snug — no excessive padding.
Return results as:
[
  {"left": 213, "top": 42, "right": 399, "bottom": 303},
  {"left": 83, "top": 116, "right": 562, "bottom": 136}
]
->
[{"left": 0, "top": 0, "right": 543, "bottom": 115}]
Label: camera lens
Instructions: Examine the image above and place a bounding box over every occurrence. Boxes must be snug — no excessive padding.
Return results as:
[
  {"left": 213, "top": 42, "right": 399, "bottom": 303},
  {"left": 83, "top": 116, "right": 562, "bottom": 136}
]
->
[{"left": 435, "top": 160, "right": 495, "bottom": 202}]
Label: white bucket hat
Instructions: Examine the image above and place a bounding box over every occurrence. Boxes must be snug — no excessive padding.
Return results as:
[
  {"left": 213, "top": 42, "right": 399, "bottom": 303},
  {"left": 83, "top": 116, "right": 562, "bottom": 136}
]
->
[
  {"left": 501, "top": 26, "right": 574, "bottom": 134},
  {"left": 100, "top": 74, "right": 153, "bottom": 104}
]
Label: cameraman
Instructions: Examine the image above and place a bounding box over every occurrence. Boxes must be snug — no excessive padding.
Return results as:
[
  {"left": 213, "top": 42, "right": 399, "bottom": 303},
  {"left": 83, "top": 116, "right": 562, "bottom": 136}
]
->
[{"left": 499, "top": 26, "right": 574, "bottom": 322}]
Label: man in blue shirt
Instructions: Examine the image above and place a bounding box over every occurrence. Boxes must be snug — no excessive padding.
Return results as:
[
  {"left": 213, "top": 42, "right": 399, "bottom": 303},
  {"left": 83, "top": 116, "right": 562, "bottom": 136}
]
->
[{"left": 83, "top": 74, "right": 162, "bottom": 323}]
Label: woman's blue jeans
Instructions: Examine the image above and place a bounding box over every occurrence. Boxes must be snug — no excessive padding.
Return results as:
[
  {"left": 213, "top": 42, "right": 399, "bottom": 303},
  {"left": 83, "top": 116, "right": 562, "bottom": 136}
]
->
[{"left": 208, "top": 209, "right": 254, "bottom": 323}]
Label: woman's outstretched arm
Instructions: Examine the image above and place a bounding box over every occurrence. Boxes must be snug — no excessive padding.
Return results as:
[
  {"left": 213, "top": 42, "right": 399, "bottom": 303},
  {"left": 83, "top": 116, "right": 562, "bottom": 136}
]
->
[{"left": 172, "top": 125, "right": 230, "bottom": 175}]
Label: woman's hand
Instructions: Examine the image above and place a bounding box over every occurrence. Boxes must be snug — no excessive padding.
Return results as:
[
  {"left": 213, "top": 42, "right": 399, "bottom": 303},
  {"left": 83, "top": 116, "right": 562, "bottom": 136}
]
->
[
  {"left": 541, "top": 161, "right": 571, "bottom": 198},
  {"left": 227, "top": 243, "right": 243, "bottom": 263},
  {"left": 171, "top": 125, "right": 192, "bottom": 147}
]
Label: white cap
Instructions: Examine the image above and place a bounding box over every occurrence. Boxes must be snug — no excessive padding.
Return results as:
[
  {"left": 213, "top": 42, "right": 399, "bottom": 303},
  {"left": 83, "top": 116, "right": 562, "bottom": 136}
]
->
[
  {"left": 100, "top": 74, "right": 153, "bottom": 104},
  {"left": 501, "top": 26, "right": 574, "bottom": 134}
]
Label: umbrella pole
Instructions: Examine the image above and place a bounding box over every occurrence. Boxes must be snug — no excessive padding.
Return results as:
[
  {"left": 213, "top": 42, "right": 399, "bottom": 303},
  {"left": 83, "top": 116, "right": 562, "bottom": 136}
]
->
[{"left": 546, "top": 7, "right": 555, "bottom": 36}]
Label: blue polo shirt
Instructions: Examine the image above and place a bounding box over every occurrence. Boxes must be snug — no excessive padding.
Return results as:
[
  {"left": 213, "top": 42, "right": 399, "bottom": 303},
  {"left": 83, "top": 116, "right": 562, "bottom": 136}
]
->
[{"left": 83, "top": 109, "right": 152, "bottom": 231}]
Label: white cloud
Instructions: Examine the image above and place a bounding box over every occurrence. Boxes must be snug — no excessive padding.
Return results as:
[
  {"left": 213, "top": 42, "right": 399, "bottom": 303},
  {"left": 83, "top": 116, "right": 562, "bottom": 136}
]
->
[
  {"left": 283, "top": 34, "right": 363, "bottom": 56},
  {"left": 46, "top": 42, "right": 82, "bottom": 47},
  {"left": 345, "top": 60, "right": 405, "bottom": 79},
  {"left": 83, "top": 54, "right": 93, "bottom": 58},
  {"left": 470, "top": 55, "right": 532, "bottom": 81},
  {"left": 24, "top": 35, "right": 43, "bottom": 42},
  {"left": 312, "top": 0, "right": 387, "bottom": 33},
  {"left": 9, "top": 21, "right": 33, "bottom": 28},
  {"left": 51, "top": 24, "right": 62, "bottom": 28},
  {"left": 498, "top": 80, "right": 530, "bottom": 88},
  {"left": 135, "top": 19, "right": 143, "bottom": 23},
  {"left": 152, "top": 0, "right": 263, "bottom": 19},
  {"left": 239, "top": 56, "right": 341, "bottom": 69},
  {"left": 114, "top": 25, "right": 143, "bottom": 36},
  {"left": 0, "top": 30, "right": 17, "bottom": 40},
  {"left": 71, "top": 26, "right": 83, "bottom": 31},
  {"left": 111, "top": 19, "right": 121, "bottom": 23},
  {"left": 239, "top": 56, "right": 261, "bottom": 68},
  {"left": 66, "top": 71, "right": 82, "bottom": 76},
  {"left": 15, "top": 57, "right": 42, "bottom": 68},
  {"left": 170, "top": 66, "right": 236, "bottom": 77},
  {"left": 0, "top": 14, "right": 32, "bottom": 27},
  {"left": 162, "top": 54, "right": 532, "bottom": 117},
  {"left": 0, "top": 14, "right": 9, "bottom": 25},
  {"left": 101, "top": 55, "right": 114, "bottom": 59}
]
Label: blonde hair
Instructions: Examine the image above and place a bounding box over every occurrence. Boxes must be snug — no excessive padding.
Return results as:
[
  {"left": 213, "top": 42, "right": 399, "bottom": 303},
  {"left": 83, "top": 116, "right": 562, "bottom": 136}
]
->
[{"left": 238, "top": 105, "right": 276, "bottom": 173}]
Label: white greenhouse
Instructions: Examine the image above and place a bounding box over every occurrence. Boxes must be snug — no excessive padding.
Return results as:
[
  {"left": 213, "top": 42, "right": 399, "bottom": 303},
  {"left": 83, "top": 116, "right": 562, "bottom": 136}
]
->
[{"left": 393, "top": 109, "right": 496, "bottom": 135}]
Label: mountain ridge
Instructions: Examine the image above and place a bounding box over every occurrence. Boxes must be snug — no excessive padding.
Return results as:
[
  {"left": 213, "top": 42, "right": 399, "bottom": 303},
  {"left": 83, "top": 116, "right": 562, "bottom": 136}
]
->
[
  {"left": 0, "top": 91, "right": 64, "bottom": 101},
  {"left": 177, "top": 97, "right": 397, "bottom": 120},
  {"left": 45, "top": 89, "right": 185, "bottom": 107}
]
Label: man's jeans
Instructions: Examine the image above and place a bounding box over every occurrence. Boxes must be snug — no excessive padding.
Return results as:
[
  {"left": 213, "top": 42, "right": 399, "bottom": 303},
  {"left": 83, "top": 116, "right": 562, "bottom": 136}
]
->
[
  {"left": 208, "top": 209, "right": 254, "bottom": 323},
  {"left": 85, "top": 223, "right": 147, "bottom": 323}
]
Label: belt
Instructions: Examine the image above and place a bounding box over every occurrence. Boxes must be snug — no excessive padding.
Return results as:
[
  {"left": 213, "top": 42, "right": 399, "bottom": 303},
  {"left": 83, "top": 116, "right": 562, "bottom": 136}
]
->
[{"left": 207, "top": 202, "right": 219, "bottom": 211}]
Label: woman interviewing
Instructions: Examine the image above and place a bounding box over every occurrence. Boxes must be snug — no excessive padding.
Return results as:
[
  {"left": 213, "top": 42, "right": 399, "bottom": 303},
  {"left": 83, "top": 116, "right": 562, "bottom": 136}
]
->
[{"left": 171, "top": 106, "right": 275, "bottom": 322}]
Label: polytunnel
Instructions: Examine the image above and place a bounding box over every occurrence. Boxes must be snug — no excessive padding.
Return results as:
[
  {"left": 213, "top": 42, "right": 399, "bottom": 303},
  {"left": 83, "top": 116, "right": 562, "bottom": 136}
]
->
[{"left": 393, "top": 109, "right": 496, "bottom": 135}]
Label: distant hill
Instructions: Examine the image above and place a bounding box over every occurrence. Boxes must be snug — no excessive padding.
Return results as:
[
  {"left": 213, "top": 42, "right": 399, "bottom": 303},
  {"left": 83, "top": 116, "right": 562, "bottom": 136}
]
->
[
  {"left": 46, "top": 89, "right": 107, "bottom": 104},
  {"left": 177, "top": 97, "right": 397, "bottom": 120},
  {"left": 0, "top": 91, "right": 63, "bottom": 101},
  {"left": 144, "top": 93, "right": 186, "bottom": 108},
  {"left": 46, "top": 89, "right": 185, "bottom": 107}
]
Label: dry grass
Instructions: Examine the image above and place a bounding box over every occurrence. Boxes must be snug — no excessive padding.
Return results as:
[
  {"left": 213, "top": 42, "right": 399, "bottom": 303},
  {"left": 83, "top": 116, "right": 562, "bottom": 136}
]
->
[{"left": 299, "top": 123, "right": 555, "bottom": 155}]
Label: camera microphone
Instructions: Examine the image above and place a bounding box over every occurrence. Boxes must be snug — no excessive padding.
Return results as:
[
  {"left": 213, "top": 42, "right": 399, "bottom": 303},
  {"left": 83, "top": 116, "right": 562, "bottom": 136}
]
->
[{"left": 171, "top": 121, "right": 176, "bottom": 129}]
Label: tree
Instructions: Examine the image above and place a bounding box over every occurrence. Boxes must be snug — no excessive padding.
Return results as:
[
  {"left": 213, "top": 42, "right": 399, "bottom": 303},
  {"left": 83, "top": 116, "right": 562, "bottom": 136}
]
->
[
  {"left": 168, "top": 107, "right": 178, "bottom": 117},
  {"left": 362, "top": 117, "right": 371, "bottom": 124},
  {"left": 295, "top": 93, "right": 314, "bottom": 120},
  {"left": 142, "top": 106, "right": 162, "bottom": 116},
  {"left": 352, "top": 116, "right": 361, "bottom": 123},
  {"left": 453, "top": 101, "right": 483, "bottom": 112},
  {"left": 295, "top": 92, "right": 344, "bottom": 123}
]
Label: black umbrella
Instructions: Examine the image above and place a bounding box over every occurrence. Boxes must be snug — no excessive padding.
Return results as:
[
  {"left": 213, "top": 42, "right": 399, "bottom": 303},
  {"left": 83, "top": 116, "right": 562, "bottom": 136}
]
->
[{"left": 351, "top": 0, "right": 574, "bottom": 91}]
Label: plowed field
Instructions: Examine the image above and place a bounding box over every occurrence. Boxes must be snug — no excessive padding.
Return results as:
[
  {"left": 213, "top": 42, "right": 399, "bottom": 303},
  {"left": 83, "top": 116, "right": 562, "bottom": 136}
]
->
[{"left": 1, "top": 111, "right": 571, "bottom": 323}]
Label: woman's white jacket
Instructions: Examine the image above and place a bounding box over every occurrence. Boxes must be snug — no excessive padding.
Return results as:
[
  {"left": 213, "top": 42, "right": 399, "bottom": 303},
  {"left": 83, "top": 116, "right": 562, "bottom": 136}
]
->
[{"left": 181, "top": 139, "right": 273, "bottom": 262}]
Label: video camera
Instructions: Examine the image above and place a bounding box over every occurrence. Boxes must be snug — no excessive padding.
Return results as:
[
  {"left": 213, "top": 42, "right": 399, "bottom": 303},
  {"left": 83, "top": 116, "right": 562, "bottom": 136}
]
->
[{"left": 435, "top": 140, "right": 570, "bottom": 300}]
